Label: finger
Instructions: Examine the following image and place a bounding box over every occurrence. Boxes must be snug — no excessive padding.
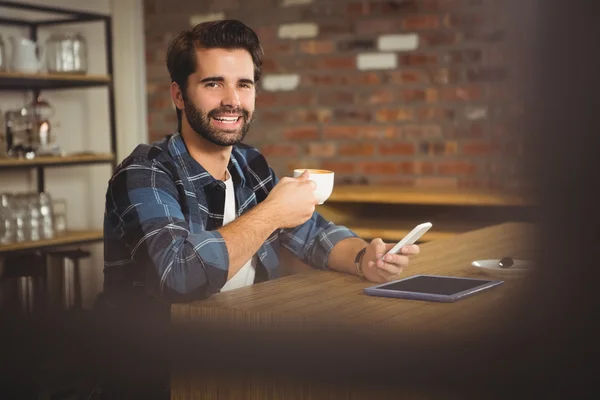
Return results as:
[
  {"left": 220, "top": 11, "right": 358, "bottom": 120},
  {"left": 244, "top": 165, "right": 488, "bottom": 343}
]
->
[
  {"left": 370, "top": 238, "right": 387, "bottom": 260},
  {"left": 380, "top": 253, "right": 410, "bottom": 268},
  {"left": 296, "top": 170, "right": 309, "bottom": 180},
  {"left": 375, "top": 258, "right": 404, "bottom": 275},
  {"left": 400, "top": 244, "right": 420, "bottom": 256}
]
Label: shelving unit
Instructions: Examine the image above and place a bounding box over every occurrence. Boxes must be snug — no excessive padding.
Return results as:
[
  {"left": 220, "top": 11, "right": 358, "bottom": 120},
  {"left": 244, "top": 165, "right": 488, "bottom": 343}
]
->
[
  {"left": 0, "top": 1, "right": 116, "bottom": 254},
  {"left": 318, "top": 185, "right": 535, "bottom": 244}
]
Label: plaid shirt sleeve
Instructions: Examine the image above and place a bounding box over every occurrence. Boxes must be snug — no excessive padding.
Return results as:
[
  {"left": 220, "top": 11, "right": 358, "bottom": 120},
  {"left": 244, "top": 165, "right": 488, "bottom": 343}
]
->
[
  {"left": 105, "top": 156, "right": 229, "bottom": 300},
  {"left": 273, "top": 169, "right": 360, "bottom": 269}
]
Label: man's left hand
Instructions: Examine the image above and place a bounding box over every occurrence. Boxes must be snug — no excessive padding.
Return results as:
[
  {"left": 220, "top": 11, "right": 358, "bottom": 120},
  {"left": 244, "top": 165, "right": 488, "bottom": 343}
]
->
[{"left": 360, "top": 238, "right": 420, "bottom": 283}]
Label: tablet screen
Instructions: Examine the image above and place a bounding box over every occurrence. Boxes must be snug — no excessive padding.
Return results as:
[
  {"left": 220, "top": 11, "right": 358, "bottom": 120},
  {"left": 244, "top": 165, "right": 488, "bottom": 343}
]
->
[{"left": 377, "top": 275, "right": 493, "bottom": 295}]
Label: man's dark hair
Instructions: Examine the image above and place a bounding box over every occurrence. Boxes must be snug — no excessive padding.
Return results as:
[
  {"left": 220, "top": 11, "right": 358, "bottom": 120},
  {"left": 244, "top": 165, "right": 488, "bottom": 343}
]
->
[{"left": 166, "top": 19, "right": 264, "bottom": 132}]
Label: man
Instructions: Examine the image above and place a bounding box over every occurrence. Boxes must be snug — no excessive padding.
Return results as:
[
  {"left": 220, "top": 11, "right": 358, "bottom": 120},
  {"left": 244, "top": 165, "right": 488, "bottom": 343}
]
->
[{"left": 102, "top": 19, "right": 419, "bottom": 311}]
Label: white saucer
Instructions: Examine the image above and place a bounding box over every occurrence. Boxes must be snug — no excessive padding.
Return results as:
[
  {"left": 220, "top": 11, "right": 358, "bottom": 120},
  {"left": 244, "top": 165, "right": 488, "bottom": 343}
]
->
[{"left": 471, "top": 259, "right": 535, "bottom": 278}]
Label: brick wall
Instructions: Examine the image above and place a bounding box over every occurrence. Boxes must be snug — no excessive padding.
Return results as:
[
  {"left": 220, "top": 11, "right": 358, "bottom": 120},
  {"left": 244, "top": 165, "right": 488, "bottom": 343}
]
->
[{"left": 144, "top": 0, "right": 523, "bottom": 189}]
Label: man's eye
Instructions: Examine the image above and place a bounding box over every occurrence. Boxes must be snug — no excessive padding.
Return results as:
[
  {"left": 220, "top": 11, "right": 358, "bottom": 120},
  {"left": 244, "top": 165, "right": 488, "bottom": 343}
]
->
[{"left": 205, "top": 82, "right": 219, "bottom": 88}]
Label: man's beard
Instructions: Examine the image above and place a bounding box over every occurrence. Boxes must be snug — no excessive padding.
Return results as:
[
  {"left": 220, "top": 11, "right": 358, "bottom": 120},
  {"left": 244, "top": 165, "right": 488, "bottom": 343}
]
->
[{"left": 183, "top": 96, "right": 252, "bottom": 147}]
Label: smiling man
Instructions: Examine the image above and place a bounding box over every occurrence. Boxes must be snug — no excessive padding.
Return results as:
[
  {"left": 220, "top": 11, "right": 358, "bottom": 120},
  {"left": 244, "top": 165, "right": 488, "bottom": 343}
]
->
[{"left": 101, "top": 20, "right": 419, "bottom": 314}]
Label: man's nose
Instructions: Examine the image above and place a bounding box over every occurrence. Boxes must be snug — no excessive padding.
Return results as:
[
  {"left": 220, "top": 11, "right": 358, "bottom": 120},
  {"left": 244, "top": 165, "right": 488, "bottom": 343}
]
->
[{"left": 221, "top": 86, "right": 241, "bottom": 108}]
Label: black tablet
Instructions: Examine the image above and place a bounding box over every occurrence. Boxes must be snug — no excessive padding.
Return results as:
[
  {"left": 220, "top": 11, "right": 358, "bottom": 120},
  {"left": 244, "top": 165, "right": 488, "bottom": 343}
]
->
[{"left": 363, "top": 274, "right": 504, "bottom": 303}]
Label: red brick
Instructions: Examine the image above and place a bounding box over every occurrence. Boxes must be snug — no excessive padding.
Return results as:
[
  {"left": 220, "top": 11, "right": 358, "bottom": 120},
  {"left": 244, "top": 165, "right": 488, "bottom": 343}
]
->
[
  {"left": 399, "top": 53, "right": 439, "bottom": 66},
  {"left": 284, "top": 126, "right": 320, "bottom": 141},
  {"left": 319, "top": 22, "right": 354, "bottom": 36},
  {"left": 418, "top": 107, "right": 455, "bottom": 120},
  {"left": 337, "top": 39, "right": 376, "bottom": 52},
  {"left": 261, "top": 144, "right": 299, "bottom": 157},
  {"left": 401, "top": 15, "right": 440, "bottom": 30},
  {"left": 339, "top": 143, "right": 375, "bottom": 156},
  {"left": 380, "top": 0, "right": 418, "bottom": 13},
  {"left": 361, "top": 126, "right": 400, "bottom": 139},
  {"left": 438, "top": 161, "right": 477, "bottom": 175},
  {"left": 323, "top": 126, "right": 361, "bottom": 139},
  {"left": 355, "top": 19, "right": 400, "bottom": 35},
  {"left": 299, "top": 40, "right": 335, "bottom": 54},
  {"left": 319, "top": 56, "right": 356, "bottom": 69},
  {"left": 379, "top": 142, "right": 416, "bottom": 156},
  {"left": 333, "top": 109, "right": 373, "bottom": 122},
  {"left": 256, "top": 93, "right": 278, "bottom": 107},
  {"left": 443, "top": 13, "right": 484, "bottom": 28},
  {"left": 401, "top": 88, "right": 439, "bottom": 102},
  {"left": 430, "top": 68, "right": 461, "bottom": 84},
  {"left": 145, "top": 83, "right": 170, "bottom": 96},
  {"left": 321, "top": 161, "right": 356, "bottom": 174},
  {"left": 304, "top": 75, "right": 339, "bottom": 86},
  {"left": 261, "top": 42, "right": 294, "bottom": 55},
  {"left": 254, "top": 26, "right": 277, "bottom": 42},
  {"left": 388, "top": 70, "right": 429, "bottom": 84},
  {"left": 149, "top": 95, "right": 170, "bottom": 110},
  {"left": 420, "top": 141, "right": 458, "bottom": 155},
  {"left": 419, "top": 32, "right": 460, "bottom": 46},
  {"left": 363, "top": 89, "right": 395, "bottom": 104},
  {"left": 399, "top": 161, "right": 435, "bottom": 174},
  {"left": 287, "top": 160, "right": 320, "bottom": 172},
  {"left": 376, "top": 108, "right": 414, "bottom": 122},
  {"left": 441, "top": 86, "right": 483, "bottom": 101},
  {"left": 319, "top": 92, "right": 355, "bottom": 105},
  {"left": 359, "top": 162, "right": 399, "bottom": 175},
  {"left": 295, "top": 109, "right": 332, "bottom": 123},
  {"left": 262, "top": 58, "right": 278, "bottom": 73},
  {"left": 307, "top": 142, "right": 336, "bottom": 158},
  {"left": 403, "top": 124, "right": 443, "bottom": 138},
  {"left": 281, "top": 93, "right": 315, "bottom": 107},
  {"left": 346, "top": 72, "right": 382, "bottom": 85},
  {"left": 462, "top": 140, "right": 500, "bottom": 155},
  {"left": 258, "top": 110, "right": 290, "bottom": 124}
]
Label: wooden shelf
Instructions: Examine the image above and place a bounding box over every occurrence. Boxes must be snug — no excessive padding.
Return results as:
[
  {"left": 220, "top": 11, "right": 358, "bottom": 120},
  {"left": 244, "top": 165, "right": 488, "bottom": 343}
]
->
[
  {"left": 0, "top": 229, "right": 103, "bottom": 254},
  {"left": 0, "top": 152, "right": 115, "bottom": 169},
  {"left": 328, "top": 185, "right": 533, "bottom": 207},
  {"left": 0, "top": 71, "right": 112, "bottom": 90}
]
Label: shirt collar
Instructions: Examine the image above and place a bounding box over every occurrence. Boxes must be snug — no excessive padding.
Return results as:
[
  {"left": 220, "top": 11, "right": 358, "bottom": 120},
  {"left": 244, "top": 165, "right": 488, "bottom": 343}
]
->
[{"left": 167, "top": 132, "right": 246, "bottom": 188}]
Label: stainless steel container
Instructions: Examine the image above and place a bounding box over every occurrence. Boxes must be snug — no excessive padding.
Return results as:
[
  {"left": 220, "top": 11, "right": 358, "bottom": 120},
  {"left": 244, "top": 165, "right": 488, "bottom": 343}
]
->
[{"left": 45, "top": 32, "right": 87, "bottom": 74}]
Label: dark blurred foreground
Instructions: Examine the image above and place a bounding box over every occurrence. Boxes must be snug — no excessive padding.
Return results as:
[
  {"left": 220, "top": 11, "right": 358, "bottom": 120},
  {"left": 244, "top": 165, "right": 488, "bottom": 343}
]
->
[{"left": 1, "top": 0, "right": 599, "bottom": 398}]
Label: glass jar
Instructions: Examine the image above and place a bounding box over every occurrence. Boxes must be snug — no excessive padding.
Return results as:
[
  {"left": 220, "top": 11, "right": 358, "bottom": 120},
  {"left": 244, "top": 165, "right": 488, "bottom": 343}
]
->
[{"left": 45, "top": 32, "right": 87, "bottom": 74}]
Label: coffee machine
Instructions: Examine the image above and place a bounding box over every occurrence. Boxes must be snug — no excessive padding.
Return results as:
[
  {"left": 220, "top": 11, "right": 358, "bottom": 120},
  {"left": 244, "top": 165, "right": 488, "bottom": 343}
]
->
[{"left": 3, "top": 96, "right": 61, "bottom": 158}]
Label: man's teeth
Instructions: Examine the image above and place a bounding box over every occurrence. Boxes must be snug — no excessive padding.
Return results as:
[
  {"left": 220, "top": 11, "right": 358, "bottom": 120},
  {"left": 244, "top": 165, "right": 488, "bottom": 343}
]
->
[{"left": 213, "top": 116, "right": 239, "bottom": 124}]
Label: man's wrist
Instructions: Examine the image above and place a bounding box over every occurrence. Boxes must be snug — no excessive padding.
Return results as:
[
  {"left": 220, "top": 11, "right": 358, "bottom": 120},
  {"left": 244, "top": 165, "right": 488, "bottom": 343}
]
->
[{"left": 354, "top": 247, "right": 367, "bottom": 278}]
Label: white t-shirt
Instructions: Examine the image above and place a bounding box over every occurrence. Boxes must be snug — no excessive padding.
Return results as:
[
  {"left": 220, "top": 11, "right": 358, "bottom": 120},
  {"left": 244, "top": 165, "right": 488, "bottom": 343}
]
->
[{"left": 220, "top": 172, "right": 257, "bottom": 292}]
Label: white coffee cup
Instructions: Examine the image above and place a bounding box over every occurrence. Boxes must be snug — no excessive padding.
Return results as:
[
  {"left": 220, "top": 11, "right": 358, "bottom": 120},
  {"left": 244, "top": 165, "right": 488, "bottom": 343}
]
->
[{"left": 293, "top": 169, "right": 335, "bottom": 205}]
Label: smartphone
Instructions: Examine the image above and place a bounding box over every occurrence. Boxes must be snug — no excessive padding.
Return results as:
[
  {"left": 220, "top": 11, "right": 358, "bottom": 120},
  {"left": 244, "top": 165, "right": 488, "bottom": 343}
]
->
[{"left": 383, "top": 222, "right": 433, "bottom": 258}]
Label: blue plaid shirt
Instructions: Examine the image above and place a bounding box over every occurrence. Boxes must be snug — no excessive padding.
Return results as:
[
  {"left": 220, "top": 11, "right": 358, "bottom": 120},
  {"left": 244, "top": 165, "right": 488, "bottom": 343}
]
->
[{"left": 103, "top": 132, "right": 358, "bottom": 303}]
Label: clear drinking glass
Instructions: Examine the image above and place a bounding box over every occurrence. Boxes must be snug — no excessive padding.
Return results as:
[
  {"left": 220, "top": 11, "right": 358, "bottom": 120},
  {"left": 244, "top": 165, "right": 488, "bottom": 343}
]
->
[{"left": 52, "top": 199, "right": 67, "bottom": 236}]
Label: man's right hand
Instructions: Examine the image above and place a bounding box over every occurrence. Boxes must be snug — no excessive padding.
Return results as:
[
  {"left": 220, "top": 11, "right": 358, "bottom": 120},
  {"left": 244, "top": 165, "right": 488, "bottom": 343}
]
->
[{"left": 263, "top": 170, "right": 318, "bottom": 228}]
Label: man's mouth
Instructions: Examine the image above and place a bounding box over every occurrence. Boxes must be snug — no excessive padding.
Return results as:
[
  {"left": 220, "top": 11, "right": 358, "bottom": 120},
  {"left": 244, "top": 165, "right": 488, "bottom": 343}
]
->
[{"left": 211, "top": 115, "right": 241, "bottom": 124}]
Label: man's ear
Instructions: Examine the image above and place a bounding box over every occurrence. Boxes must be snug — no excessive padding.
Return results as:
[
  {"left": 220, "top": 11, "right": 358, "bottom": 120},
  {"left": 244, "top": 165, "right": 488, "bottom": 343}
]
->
[{"left": 170, "top": 82, "right": 185, "bottom": 110}]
